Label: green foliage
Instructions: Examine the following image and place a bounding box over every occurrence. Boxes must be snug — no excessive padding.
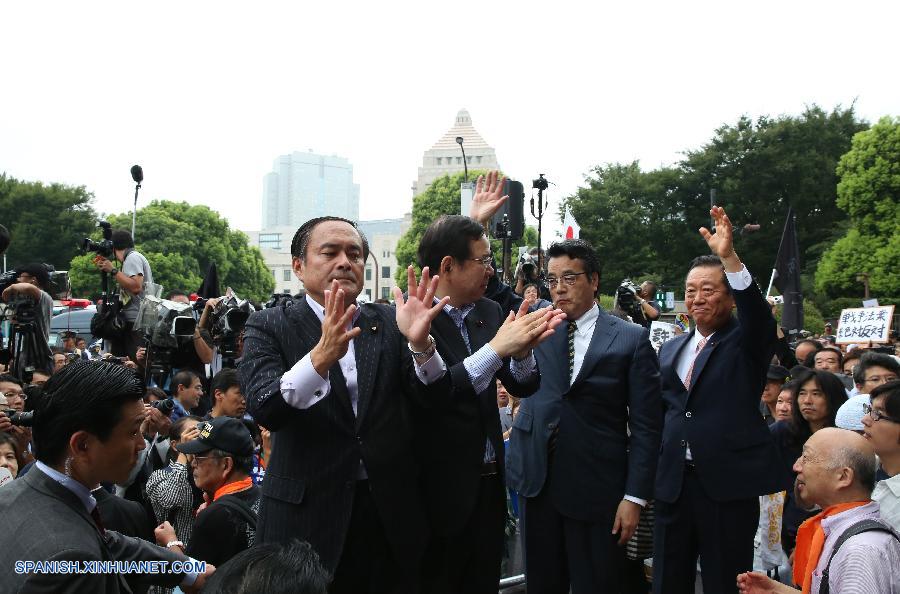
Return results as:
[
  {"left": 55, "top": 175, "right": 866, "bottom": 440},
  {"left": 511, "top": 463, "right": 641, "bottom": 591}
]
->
[
  {"left": 394, "top": 170, "right": 491, "bottom": 291},
  {"left": 597, "top": 294, "right": 615, "bottom": 311},
  {"left": 565, "top": 105, "right": 868, "bottom": 297},
  {"left": 0, "top": 173, "right": 98, "bottom": 271},
  {"left": 68, "top": 200, "right": 274, "bottom": 302},
  {"left": 816, "top": 117, "right": 900, "bottom": 298}
]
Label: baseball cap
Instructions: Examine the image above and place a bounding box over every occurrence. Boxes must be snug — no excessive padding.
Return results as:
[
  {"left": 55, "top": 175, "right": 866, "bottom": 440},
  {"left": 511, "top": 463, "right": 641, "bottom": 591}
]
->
[{"left": 178, "top": 417, "right": 255, "bottom": 457}]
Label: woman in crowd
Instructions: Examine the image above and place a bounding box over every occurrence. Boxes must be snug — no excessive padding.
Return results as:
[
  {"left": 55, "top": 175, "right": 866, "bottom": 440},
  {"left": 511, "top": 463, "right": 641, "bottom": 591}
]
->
[
  {"left": 0, "top": 431, "right": 24, "bottom": 480},
  {"left": 861, "top": 380, "right": 900, "bottom": 531},
  {"left": 769, "top": 369, "right": 848, "bottom": 557}
]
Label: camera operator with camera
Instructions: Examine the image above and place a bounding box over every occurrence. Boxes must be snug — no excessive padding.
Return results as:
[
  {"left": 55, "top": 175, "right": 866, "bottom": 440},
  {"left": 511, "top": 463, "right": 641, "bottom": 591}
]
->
[
  {"left": 91, "top": 229, "right": 153, "bottom": 361},
  {"left": 1, "top": 263, "right": 55, "bottom": 379},
  {"left": 0, "top": 373, "right": 36, "bottom": 471},
  {"left": 514, "top": 247, "right": 551, "bottom": 302},
  {"left": 614, "top": 279, "right": 661, "bottom": 328}
]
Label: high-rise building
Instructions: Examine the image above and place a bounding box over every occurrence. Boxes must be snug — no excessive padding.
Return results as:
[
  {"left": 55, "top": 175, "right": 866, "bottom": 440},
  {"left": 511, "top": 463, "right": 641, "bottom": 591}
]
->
[
  {"left": 413, "top": 109, "right": 500, "bottom": 196},
  {"left": 262, "top": 150, "right": 360, "bottom": 229}
]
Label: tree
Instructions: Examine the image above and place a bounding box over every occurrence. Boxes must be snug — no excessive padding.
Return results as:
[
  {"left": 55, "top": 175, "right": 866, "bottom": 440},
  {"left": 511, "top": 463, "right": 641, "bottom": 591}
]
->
[
  {"left": 815, "top": 117, "right": 900, "bottom": 298},
  {"left": 0, "top": 173, "right": 98, "bottom": 271},
  {"left": 564, "top": 105, "right": 868, "bottom": 296},
  {"left": 69, "top": 200, "right": 274, "bottom": 302},
  {"left": 394, "top": 170, "right": 491, "bottom": 291}
]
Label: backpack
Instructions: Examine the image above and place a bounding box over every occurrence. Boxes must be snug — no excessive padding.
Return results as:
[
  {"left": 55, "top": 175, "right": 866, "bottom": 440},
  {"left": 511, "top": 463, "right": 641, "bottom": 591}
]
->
[{"left": 818, "top": 519, "right": 900, "bottom": 594}]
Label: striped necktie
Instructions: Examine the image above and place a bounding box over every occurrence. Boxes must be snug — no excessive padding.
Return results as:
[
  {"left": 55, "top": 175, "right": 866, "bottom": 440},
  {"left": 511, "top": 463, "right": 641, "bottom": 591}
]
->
[{"left": 568, "top": 320, "right": 578, "bottom": 382}]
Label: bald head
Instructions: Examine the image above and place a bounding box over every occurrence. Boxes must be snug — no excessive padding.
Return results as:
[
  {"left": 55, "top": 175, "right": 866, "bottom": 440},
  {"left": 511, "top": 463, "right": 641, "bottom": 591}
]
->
[{"left": 800, "top": 428, "right": 878, "bottom": 504}]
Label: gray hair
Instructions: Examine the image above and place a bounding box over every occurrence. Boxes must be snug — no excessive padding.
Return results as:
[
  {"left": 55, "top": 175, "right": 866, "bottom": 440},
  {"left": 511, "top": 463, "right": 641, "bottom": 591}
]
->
[{"left": 828, "top": 443, "right": 878, "bottom": 495}]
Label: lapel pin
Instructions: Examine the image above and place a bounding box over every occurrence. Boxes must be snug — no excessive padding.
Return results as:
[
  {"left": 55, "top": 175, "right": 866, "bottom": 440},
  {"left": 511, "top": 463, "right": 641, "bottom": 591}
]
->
[
  {"left": 476, "top": 320, "right": 484, "bottom": 328},
  {"left": 371, "top": 326, "right": 378, "bottom": 333}
]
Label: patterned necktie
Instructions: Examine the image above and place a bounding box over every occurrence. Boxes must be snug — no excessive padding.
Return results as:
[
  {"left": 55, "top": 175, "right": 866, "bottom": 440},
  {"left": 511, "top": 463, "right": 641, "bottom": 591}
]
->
[
  {"left": 446, "top": 306, "right": 472, "bottom": 354},
  {"left": 90, "top": 506, "right": 106, "bottom": 536},
  {"left": 683, "top": 336, "right": 708, "bottom": 390},
  {"left": 567, "top": 320, "right": 578, "bottom": 382}
]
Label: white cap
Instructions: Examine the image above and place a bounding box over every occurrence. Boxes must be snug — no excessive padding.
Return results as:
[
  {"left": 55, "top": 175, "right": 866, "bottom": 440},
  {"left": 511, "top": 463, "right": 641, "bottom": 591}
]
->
[{"left": 835, "top": 394, "right": 871, "bottom": 431}]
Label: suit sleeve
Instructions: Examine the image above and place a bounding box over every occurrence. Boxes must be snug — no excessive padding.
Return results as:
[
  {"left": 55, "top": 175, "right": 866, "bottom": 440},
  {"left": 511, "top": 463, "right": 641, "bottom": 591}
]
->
[
  {"left": 624, "top": 328, "right": 664, "bottom": 501},
  {"left": 732, "top": 276, "right": 778, "bottom": 377},
  {"left": 239, "top": 311, "right": 301, "bottom": 431},
  {"left": 104, "top": 531, "right": 189, "bottom": 587}
]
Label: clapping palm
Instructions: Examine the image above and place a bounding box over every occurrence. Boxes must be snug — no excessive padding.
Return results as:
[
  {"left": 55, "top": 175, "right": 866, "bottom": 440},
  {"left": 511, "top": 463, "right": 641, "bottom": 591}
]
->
[
  {"left": 394, "top": 266, "right": 449, "bottom": 346},
  {"left": 469, "top": 170, "right": 508, "bottom": 224}
]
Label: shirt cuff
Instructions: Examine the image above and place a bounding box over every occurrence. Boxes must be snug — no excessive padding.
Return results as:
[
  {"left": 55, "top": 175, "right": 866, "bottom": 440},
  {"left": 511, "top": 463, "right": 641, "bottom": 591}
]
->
[
  {"left": 624, "top": 495, "right": 647, "bottom": 507},
  {"left": 179, "top": 558, "right": 201, "bottom": 587},
  {"left": 279, "top": 353, "right": 330, "bottom": 409},
  {"left": 413, "top": 349, "right": 447, "bottom": 384},
  {"left": 725, "top": 264, "right": 752, "bottom": 291},
  {"left": 463, "top": 343, "right": 503, "bottom": 395},
  {"left": 509, "top": 352, "right": 537, "bottom": 383}
]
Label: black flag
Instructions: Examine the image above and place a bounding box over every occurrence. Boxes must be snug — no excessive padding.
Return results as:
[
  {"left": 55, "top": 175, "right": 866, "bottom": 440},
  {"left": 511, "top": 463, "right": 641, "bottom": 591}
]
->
[
  {"left": 197, "top": 262, "right": 220, "bottom": 299},
  {"left": 772, "top": 207, "right": 803, "bottom": 334}
]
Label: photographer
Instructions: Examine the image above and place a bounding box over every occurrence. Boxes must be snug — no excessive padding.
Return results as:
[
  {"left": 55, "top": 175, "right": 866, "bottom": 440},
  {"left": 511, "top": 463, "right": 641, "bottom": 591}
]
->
[
  {"left": 92, "top": 229, "right": 153, "bottom": 361},
  {"left": 614, "top": 279, "right": 660, "bottom": 328},
  {"left": 1, "top": 263, "right": 54, "bottom": 378},
  {"left": 514, "top": 247, "right": 551, "bottom": 301}
]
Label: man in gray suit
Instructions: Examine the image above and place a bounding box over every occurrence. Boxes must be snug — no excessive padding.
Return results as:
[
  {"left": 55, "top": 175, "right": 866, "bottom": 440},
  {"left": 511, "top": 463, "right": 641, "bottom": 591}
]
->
[
  {"left": 506, "top": 238, "right": 663, "bottom": 594},
  {"left": 0, "top": 361, "right": 213, "bottom": 593}
]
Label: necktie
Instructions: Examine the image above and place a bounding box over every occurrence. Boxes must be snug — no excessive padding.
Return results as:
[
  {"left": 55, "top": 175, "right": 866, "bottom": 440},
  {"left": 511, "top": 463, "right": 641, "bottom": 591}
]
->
[
  {"left": 446, "top": 307, "right": 472, "bottom": 354},
  {"left": 90, "top": 506, "right": 106, "bottom": 536},
  {"left": 567, "top": 320, "right": 578, "bottom": 382},
  {"left": 683, "top": 336, "right": 708, "bottom": 390}
]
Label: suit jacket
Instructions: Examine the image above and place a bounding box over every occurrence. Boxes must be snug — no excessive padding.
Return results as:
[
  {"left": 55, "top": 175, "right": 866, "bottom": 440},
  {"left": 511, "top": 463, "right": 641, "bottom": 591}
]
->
[
  {"left": 0, "top": 468, "right": 186, "bottom": 594},
  {"left": 239, "top": 299, "right": 440, "bottom": 574},
  {"left": 420, "top": 297, "right": 540, "bottom": 535},
  {"left": 506, "top": 309, "right": 663, "bottom": 522},
  {"left": 655, "top": 280, "right": 780, "bottom": 503}
]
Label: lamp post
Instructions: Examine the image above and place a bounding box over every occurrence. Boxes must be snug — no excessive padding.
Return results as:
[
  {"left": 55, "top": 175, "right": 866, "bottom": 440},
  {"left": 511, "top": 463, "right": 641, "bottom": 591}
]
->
[
  {"left": 455, "top": 136, "right": 468, "bottom": 182},
  {"left": 368, "top": 251, "right": 380, "bottom": 301}
]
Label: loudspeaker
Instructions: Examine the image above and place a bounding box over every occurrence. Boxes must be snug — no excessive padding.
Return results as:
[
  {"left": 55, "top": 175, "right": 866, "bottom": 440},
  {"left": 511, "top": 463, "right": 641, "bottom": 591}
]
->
[{"left": 490, "top": 180, "right": 525, "bottom": 240}]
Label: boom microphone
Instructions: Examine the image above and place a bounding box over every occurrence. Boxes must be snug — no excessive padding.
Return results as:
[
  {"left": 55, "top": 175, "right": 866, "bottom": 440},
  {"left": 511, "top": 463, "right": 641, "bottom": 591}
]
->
[{"left": 130, "top": 165, "right": 144, "bottom": 185}]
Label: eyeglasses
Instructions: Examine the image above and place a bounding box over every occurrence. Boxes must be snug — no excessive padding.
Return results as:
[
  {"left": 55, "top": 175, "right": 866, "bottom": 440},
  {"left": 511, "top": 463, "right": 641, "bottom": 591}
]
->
[
  {"left": 191, "top": 454, "right": 225, "bottom": 465},
  {"left": 1, "top": 391, "right": 26, "bottom": 401},
  {"left": 685, "top": 288, "right": 723, "bottom": 300},
  {"left": 545, "top": 272, "right": 588, "bottom": 288},
  {"left": 467, "top": 255, "right": 494, "bottom": 268},
  {"left": 862, "top": 403, "right": 900, "bottom": 424},
  {"left": 864, "top": 375, "right": 898, "bottom": 385}
]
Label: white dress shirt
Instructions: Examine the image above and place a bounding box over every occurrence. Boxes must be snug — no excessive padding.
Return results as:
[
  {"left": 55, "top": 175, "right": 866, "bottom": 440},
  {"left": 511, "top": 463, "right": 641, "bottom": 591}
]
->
[
  {"left": 873, "top": 472, "right": 900, "bottom": 532},
  {"left": 676, "top": 264, "right": 753, "bottom": 461},
  {"left": 280, "top": 294, "right": 447, "bottom": 412}
]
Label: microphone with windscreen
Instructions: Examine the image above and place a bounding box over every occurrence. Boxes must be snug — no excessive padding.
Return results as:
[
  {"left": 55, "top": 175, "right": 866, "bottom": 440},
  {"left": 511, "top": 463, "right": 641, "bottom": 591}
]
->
[
  {"left": 130, "top": 164, "right": 143, "bottom": 237},
  {"left": 131, "top": 165, "right": 143, "bottom": 185}
]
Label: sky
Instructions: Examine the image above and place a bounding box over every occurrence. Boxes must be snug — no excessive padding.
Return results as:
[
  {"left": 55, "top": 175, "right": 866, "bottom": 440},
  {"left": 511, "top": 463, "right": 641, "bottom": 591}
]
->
[{"left": 2, "top": 1, "right": 897, "bottom": 240}]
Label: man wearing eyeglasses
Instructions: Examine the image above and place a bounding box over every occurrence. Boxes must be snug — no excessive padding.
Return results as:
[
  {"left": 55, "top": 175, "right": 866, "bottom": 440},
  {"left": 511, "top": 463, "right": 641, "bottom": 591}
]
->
[
  {"left": 0, "top": 373, "right": 33, "bottom": 468},
  {"left": 154, "top": 416, "right": 259, "bottom": 568},
  {"left": 852, "top": 351, "right": 900, "bottom": 396},
  {"left": 504, "top": 238, "right": 662, "bottom": 594},
  {"left": 653, "top": 206, "right": 781, "bottom": 594},
  {"left": 414, "top": 211, "right": 565, "bottom": 594}
]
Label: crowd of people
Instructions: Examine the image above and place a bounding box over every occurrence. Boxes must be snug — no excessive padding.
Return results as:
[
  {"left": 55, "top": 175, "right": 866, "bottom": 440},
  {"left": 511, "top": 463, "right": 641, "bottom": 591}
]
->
[{"left": 0, "top": 172, "right": 898, "bottom": 594}]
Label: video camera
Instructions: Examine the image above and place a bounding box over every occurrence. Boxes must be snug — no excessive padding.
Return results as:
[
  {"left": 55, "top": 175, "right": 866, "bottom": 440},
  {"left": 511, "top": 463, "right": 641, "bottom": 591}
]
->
[
  {"left": 81, "top": 220, "right": 115, "bottom": 258},
  {"left": 135, "top": 295, "right": 197, "bottom": 386},
  {"left": 616, "top": 279, "right": 641, "bottom": 310},
  {"left": 196, "top": 290, "right": 255, "bottom": 366},
  {"left": 520, "top": 253, "right": 539, "bottom": 279}
]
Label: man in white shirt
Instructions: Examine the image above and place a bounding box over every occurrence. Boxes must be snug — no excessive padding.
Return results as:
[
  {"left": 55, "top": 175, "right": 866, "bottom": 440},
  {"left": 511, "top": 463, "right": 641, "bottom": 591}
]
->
[
  {"left": 239, "top": 216, "right": 451, "bottom": 594},
  {"left": 653, "top": 206, "right": 781, "bottom": 594}
]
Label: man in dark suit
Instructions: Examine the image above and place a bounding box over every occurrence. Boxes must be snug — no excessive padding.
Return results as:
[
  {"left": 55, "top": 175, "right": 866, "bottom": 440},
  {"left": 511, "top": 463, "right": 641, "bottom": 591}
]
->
[
  {"left": 0, "top": 361, "right": 212, "bottom": 593},
  {"left": 415, "top": 212, "right": 565, "bottom": 594},
  {"left": 239, "top": 216, "right": 451, "bottom": 594},
  {"left": 505, "top": 238, "right": 663, "bottom": 594},
  {"left": 652, "top": 206, "right": 779, "bottom": 594}
]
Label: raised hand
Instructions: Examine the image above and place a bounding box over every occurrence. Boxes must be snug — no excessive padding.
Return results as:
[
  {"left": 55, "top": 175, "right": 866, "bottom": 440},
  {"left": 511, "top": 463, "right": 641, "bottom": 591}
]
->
[
  {"left": 309, "top": 279, "right": 363, "bottom": 377},
  {"left": 490, "top": 303, "right": 566, "bottom": 359},
  {"left": 699, "top": 205, "right": 742, "bottom": 271},
  {"left": 699, "top": 206, "right": 735, "bottom": 260},
  {"left": 394, "top": 266, "right": 450, "bottom": 350},
  {"left": 469, "top": 170, "right": 508, "bottom": 225}
]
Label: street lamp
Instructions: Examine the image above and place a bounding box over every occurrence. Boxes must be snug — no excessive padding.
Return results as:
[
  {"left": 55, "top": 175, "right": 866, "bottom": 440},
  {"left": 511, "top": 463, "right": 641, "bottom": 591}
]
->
[{"left": 455, "top": 136, "right": 468, "bottom": 183}]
